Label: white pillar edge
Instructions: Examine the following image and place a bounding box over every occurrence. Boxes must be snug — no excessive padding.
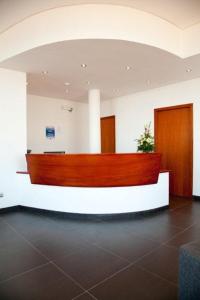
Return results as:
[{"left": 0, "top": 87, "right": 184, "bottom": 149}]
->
[{"left": 88, "top": 89, "right": 101, "bottom": 153}]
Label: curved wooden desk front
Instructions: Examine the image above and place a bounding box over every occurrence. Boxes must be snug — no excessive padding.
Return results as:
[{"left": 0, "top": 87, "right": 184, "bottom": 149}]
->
[
  {"left": 20, "top": 153, "right": 169, "bottom": 215},
  {"left": 26, "top": 153, "right": 161, "bottom": 188}
]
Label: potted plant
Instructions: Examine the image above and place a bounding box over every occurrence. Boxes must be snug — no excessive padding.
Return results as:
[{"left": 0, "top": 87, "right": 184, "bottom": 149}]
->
[{"left": 136, "top": 123, "right": 154, "bottom": 152}]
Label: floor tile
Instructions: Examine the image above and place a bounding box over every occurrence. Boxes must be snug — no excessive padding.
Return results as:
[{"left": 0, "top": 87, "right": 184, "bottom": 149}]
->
[
  {"left": 129, "top": 220, "right": 183, "bottom": 243},
  {"left": 0, "top": 237, "right": 47, "bottom": 282},
  {"left": 5, "top": 216, "right": 66, "bottom": 242},
  {"left": 70, "top": 220, "right": 132, "bottom": 244},
  {"left": 90, "top": 265, "right": 178, "bottom": 300},
  {"left": 169, "top": 197, "right": 192, "bottom": 210},
  {"left": 0, "top": 220, "right": 20, "bottom": 245},
  {"left": 0, "top": 263, "right": 83, "bottom": 300},
  {"left": 74, "top": 292, "right": 97, "bottom": 299},
  {"left": 0, "top": 211, "right": 50, "bottom": 228},
  {"left": 134, "top": 205, "right": 196, "bottom": 230},
  {"left": 53, "top": 244, "right": 129, "bottom": 289},
  {"left": 167, "top": 210, "right": 196, "bottom": 228},
  {"left": 94, "top": 231, "right": 159, "bottom": 262},
  {"left": 31, "top": 230, "right": 88, "bottom": 260},
  {"left": 172, "top": 202, "right": 200, "bottom": 224},
  {"left": 54, "top": 217, "right": 103, "bottom": 233},
  {"left": 0, "top": 197, "right": 196, "bottom": 299},
  {"left": 165, "top": 224, "right": 200, "bottom": 248},
  {"left": 136, "top": 245, "right": 179, "bottom": 284}
]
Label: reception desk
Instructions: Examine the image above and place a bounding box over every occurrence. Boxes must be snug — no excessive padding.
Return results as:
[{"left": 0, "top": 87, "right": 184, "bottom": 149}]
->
[
  {"left": 19, "top": 153, "right": 169, "bottom": 215},
  {"left": 26, "top": 153, "right": 161, "bottom": 187}
]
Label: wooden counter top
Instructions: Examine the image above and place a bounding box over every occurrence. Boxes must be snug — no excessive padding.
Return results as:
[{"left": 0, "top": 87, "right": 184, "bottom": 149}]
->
[
  {"left": 26, "top": 153, "right": 161, "bottom": 188},
  {"left": 16, "top": 171, "right": 29, "bottom": 174}
]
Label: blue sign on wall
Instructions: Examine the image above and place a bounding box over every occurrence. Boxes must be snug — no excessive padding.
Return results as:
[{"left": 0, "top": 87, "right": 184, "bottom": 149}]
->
[{"left": 46, "top": 127, "right": 55, "bottom": 139}]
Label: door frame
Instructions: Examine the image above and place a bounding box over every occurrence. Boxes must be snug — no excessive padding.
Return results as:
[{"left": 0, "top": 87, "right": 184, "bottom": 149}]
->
[
  {"left": 101, "top": 115, "right": 116, "bottom": 153},
  {"left": 154, "top": 103, "right": 193, "bottom": 196}
]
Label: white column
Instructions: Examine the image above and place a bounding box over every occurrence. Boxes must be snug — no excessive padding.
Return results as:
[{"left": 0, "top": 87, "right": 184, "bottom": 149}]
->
[{"left": 88, "top": 89, "right": 101, "bottom": 153}]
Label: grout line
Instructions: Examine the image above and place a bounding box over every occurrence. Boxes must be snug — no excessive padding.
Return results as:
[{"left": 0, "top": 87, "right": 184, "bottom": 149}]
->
[
  {"left": 1, "top": 201, "right": 197, "bottom": 297},
  {"left": 86, "top": 291, "right": 99, "bottom": 300},
  {"left": 50, "top": 261, "right": 86, "bottom": 292},
  {"left": 0, "top": 262, "right": 50, "bottom": 284},
  {"left": 162, "top": 222, "right": 197, "bottom": 246},
  {"left": 85, "top": 242, "right": 164, "bottom": 293},
  {"left": 51, "top": 241, "right": 154, "bottom": 298},
  {"left": 84, "top": 232, "right": 182, "bottom": 294},
  {"left": 72, "top": 291, "right": 98, "bottom": 300},
  {"left": 93, "top": 241, "right": 161, "bottom": 266},
  {"left": 137, "top": 265, "right": 178, "bottom": 287},
  {"left": 2, "top": 218, "right": 133, "bottom": 296},
  {"left": 71, "top": 291, "right": 88, "bottom": 300},
  {"left": 1, "top": 213, "right": 174, "bottom": 294},
  {"left": 2, "top": 219, "right": 93, "bottom": 294},
  {"left": 118, "top": 222, "right": 185, "bottom": 245},
  {"left": 162, "top": 243, "right": 180, "bottom": 250},
  {"left": 92, "top": 243, "right": 132, "bottom": 264},
  {"left": 2, "top": 219, "right": 52, "bottom": 261},
  {"left": 85, "top": 262, "right": 134, "bottom": 293},
  {"left": 127, "top": 245, "right": 162, "bottom": 265}
]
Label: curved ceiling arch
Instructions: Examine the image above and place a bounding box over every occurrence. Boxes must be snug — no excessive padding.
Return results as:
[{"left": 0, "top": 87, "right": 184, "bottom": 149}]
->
[
  {"left": 1, "top": 0, "right": 200, "bottom": 34},
  {"left": 0, "top": 4, "right": 182, "bottom": 64},
  {"left": 0, "top": 3, "right": 200, "bottom": 102}
]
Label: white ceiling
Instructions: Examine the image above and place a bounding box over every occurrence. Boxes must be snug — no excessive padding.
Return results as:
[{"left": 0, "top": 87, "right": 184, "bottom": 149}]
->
[
  {"left": 0, "top": 0, "right": 200, "bottom": 32},
  {"left": 1, "top": 39, "right": 200, "bottom": 102},
  {"left": 1, "top": 1, "right": 200, "bottom": 102}
]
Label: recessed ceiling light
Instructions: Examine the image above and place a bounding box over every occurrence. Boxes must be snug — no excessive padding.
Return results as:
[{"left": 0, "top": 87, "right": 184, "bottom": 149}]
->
[
  {"left": 42, "top": 70, "right": 48, "bottom": 75},
  {"left": 186, "top": 68, "right": 192, "bottom": 73},
  {"left": 64, "top": 82, "right": 70, "bottom": 86},
  {"left": 125, "top": 66, "right": 131, "bottom": 71},
  {"left": 81, "top": 63, "right": 87, "bottom": 68}
]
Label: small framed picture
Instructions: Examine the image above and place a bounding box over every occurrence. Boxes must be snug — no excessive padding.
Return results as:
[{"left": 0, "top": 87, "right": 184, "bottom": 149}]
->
[{"left": 46, "top": 127, "right": 55, "bottom": 139}]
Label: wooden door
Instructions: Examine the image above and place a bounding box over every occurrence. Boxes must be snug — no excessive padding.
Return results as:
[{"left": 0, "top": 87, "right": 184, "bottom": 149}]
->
[
  {"left": 154, "top": 104, "right": 193, "bottom": 197},
  {"left": 101, "top": 116, "right": 115, "bottom": 153}
]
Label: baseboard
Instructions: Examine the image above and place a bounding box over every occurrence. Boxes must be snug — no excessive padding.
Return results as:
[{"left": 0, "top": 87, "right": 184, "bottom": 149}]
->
[
  {"left": 193, "top": 195, "right": 200, "bottom": 201},
  {"left": 0, "top": 204, "right": 169, "bottom": 221},
  {"left": 0, "top": 205, "right": 20, "bottom": 214}
]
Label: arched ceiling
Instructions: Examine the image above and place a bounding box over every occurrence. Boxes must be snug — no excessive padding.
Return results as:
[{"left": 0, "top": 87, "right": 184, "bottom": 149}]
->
[
  {"left": 1, "top": 2, "right": 200, "bottom": 102},
  {"left": 0, "top": 0, "right": 200, "bottom": 33}
]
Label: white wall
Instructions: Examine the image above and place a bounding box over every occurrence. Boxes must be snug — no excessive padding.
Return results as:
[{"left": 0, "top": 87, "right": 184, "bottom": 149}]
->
[
  {"left": 102, "top": 78, "right": 200, "bottom": 196},
  {"left": 27, "top": 95, "right": 89, "bottom": 153},
  {"left": 0, "top": 68, "right": 26, "bottom": 208},
  {"left": 101, "top": 100, "right": 113, "bottom": 117}
]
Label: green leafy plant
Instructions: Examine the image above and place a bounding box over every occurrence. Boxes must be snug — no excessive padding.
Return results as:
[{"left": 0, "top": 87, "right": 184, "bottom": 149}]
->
[{"left": 136, "top": 123, "right": 154, "bottom": 152}]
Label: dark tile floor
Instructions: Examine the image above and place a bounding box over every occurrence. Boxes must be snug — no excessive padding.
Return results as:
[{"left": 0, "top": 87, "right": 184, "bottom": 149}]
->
[{"left": 0, "top": 197, "right": 199, "bottom": 299}]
